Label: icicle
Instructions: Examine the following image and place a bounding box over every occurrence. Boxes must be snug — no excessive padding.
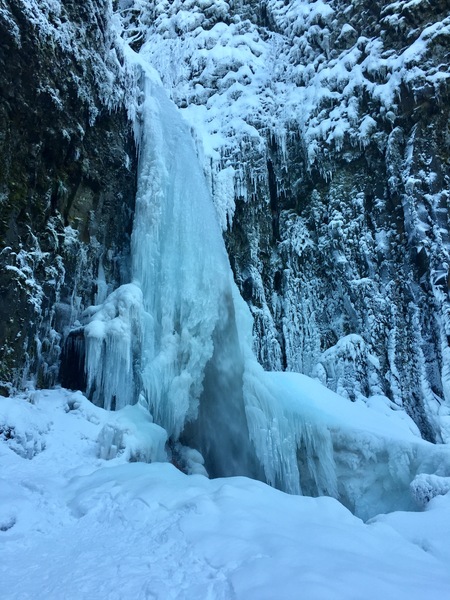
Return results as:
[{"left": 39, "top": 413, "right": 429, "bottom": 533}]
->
[
  {"left": 131, "top": 71, "right": 232, "bottom": 439},
  {"left": 83, "top": 283, "right": 143, "bottom": 411}
]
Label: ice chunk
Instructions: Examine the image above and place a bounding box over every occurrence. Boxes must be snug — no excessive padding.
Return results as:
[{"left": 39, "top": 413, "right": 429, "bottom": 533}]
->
[
  {"left": 0, "top": 395, "right": 50, "bottom": 459},
  {"left": 97, "top": 404, "right": 168, "bottom": 463},
  {"left": 410, "top": 473, "right": 450, "bottom": 508}
]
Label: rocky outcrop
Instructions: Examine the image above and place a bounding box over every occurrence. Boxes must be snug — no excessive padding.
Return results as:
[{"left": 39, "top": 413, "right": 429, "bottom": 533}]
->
[
  {"left": 242, "top": 0, "right": 450, "bottom": 443},
  {"left": 0, "top": 1, "right": 137, "bottom": 393}
]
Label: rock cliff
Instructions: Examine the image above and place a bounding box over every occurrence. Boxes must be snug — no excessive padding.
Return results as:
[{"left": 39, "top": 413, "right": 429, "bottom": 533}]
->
[
  {"left": 0, "top": 0, "right": 137, "bottom": 393},
  {"left": 141, "top": 0, "right": 450, "bottom": 441}
]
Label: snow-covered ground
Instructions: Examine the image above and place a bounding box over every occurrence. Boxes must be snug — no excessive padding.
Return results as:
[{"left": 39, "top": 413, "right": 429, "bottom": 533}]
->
[{"left": 1, "top": 387, "right": 450, "bottom": 600}]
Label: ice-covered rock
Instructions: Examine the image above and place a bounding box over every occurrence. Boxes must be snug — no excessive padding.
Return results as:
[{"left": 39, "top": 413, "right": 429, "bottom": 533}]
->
[{"left": 410, "top": 473, "right": 450, "bottom": 508}]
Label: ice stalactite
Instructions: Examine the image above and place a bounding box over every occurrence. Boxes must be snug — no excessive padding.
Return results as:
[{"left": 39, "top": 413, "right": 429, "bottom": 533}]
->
[{"left": 83, "top": 283, "right": 143, "bottom": 411}]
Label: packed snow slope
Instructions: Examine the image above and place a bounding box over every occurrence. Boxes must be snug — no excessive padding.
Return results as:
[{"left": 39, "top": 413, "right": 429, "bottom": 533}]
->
[{"left": 1, "top": 388, "right": 450, "bottom": 600}]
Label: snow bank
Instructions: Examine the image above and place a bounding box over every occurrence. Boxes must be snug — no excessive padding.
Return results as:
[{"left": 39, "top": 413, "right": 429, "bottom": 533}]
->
[{"left": 1, "top": 389, "right": 450, "bottom": 599}]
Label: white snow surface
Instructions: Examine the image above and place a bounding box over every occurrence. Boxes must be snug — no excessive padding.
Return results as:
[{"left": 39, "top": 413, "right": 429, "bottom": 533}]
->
[{"left": 1, "top": 387, "right": 450, "bottom": 600}]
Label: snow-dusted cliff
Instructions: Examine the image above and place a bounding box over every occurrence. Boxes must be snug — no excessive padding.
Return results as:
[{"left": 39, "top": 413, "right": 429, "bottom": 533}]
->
[
  {"left": 0, "top": 0, "right": 137, "bottom": 392},
  {"left": 2, "top": 4, "right": 450, "bottom": 595},
  {"left": 121, "top": 0, "right": 450, "bottom": 443}
]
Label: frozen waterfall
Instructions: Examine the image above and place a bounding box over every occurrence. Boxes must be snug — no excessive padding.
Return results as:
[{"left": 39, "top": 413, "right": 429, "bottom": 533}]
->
[
  {"left": 82, "top": 61, "right": 266, "bottom": 480},
  {"left": 78, "top": 51, "right": 450, "bottom": 520}
]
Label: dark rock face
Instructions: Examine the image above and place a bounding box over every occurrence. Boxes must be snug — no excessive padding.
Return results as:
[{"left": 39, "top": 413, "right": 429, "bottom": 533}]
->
[{"left": 0, "top": 1, "right": 137, "bottom": 393}]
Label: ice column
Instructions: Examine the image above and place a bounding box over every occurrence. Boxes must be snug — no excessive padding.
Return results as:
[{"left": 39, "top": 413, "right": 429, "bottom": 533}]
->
[{"left": 130, "top": 73, "right": 232, "bottom": 438}]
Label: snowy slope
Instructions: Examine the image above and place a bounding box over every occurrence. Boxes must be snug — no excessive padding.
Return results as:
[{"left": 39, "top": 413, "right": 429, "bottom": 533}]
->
[{"left": 1, "top": 388, "right": 450, "bottom": 600}]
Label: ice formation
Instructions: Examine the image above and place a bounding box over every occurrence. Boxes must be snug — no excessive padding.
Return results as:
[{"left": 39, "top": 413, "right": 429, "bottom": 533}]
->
[
  {"left": 79, "top": 39, "right": 450, "bottom": 519},
  {"left": 82, "top": 54, "right": 263, "bottom": 480}
]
